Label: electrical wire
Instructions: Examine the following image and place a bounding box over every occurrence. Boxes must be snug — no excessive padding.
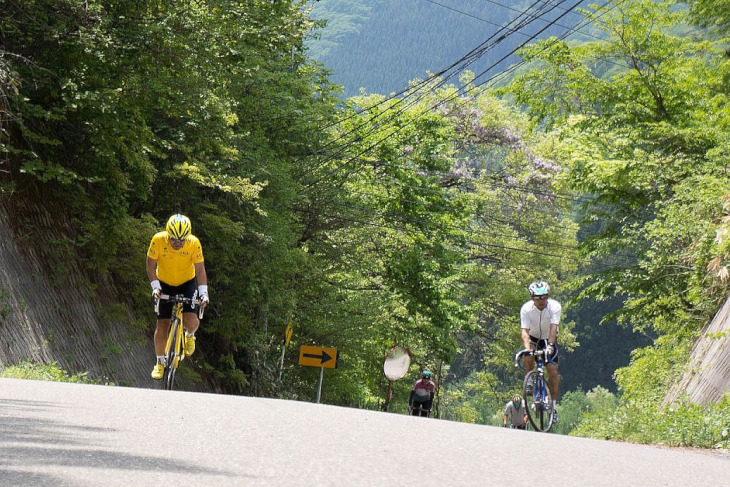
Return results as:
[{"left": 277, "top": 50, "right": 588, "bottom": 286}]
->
[
  {"left": 305, "top": 0, "right": 582, "bottom": 189},
  {"left": 292, "top": 0, "right": 636, "bottom": 262},
  {"left": 302, "top": 0, "right": 575, "bottom": 184},
  {"left": 308, "top": 0, "right": 565, "bottom": 145},
  {"left": 304, "top": 0, "right": 625, "bottom": 197},
  {"left": 309, "top": 0, "right": 626, "bottom": 170}
]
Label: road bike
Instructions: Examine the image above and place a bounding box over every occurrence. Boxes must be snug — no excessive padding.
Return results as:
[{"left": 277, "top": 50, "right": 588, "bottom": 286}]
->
[
  {"left": 514, "top": 348, "right": 555, "bottom": 432},
  {"left": 154, "top": 294, "right": 204, "bottom": 391},
  {"left": 408, "top": 401, "right": 432, "bottom": 417}
]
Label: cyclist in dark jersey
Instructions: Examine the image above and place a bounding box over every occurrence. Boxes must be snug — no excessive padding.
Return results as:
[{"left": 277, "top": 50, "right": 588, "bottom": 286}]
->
[{"left": 409, "top": 370, "right": 436, "bottom": 417}]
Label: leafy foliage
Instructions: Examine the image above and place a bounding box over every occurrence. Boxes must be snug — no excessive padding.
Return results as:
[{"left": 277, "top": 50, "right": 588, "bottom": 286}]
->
[
  {"left": 555, "top": 386, "right": 619, "bottom": 435},
  {"left": 0, "top": 0, "right": 338, "bottom": 394},
  {"left": 688, "top": 0, "right": 730, "bottom": 34},
  {"left": 501, "top": 0, "right": 730, "bottom": 445},
  {"left": 3, "top": 0, "right": 730, "bottom": 452},
  {"left": 574, "top": 390, "right": 730, "bottom": 449},
  {"left": 0, "top": 0, "right": 578, "bottom": 405},
  {"left": 0, "top": 360, "right": 111, "bottom": 385}
]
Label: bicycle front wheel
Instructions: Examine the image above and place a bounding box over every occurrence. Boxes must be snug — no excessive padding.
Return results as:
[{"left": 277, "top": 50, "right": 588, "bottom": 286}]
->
[
  {"left": 523, "top": 370, "right": 554, "bottom": 432},
  {"left": 162, "top": 318, "right": 181, "bottom": 391}
]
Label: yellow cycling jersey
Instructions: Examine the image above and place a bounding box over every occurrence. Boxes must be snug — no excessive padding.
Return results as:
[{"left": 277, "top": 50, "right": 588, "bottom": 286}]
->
[{"left": 147, "top": 231, "right": 204, "bottom": 286}]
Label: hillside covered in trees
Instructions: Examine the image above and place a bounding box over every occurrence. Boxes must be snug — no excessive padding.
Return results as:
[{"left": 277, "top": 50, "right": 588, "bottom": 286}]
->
[
  {"left": 1, "top": 0, "right": 729, "bottom": 446},
  {"left": 306, "top": 0, "right": 594, "bottom": 97}
]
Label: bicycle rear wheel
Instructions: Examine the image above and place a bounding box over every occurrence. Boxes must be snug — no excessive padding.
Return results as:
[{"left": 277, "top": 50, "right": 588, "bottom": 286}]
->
[
  {"left": 162, "top": 318, "right": 181, "bottom": 390},
  {"left": 523, "top": 371, "right": 554, "bottom": 432}
]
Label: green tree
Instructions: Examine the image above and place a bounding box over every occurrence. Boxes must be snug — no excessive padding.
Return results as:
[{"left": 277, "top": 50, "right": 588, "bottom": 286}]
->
[
  {"left": 0, "top": 0, "right": 343, "bottom": 394},
  {"left": 503, "top": 0, "right": 730, "bottom": 429}
]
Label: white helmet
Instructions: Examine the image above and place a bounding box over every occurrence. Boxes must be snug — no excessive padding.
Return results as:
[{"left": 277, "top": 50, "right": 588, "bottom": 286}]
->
[{"left": 528, "top": 281, "right": 550, "bottom": 297}]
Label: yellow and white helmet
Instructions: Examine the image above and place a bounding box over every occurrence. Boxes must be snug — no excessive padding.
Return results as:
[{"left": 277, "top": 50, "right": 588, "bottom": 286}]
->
[{"left": 166, "top": 214, "right": 191, "bottom": 240}]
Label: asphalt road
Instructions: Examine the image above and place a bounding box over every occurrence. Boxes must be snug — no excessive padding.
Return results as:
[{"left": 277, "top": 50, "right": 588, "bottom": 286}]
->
[{"left": 1, "top": 378, "right": 728, "bottom": 486}]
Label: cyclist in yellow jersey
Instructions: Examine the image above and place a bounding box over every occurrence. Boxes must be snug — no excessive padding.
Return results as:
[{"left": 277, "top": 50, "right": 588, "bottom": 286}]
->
[{"left": 146, "top": 214, "right": 209, "bottom": 380}]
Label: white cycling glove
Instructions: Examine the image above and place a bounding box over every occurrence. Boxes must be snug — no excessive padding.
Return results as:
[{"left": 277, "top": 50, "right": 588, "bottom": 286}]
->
[
  {"left": 198, "top": 284, "right": 209, "bottom": 306},
  {"left": 150, "top": 279, "right": 162, "bottom": 299}
]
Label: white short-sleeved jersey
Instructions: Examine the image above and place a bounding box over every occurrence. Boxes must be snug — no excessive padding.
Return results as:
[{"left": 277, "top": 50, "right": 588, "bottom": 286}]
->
[{"left": 520, "top": 298, "right": 561, "bottom": 340}]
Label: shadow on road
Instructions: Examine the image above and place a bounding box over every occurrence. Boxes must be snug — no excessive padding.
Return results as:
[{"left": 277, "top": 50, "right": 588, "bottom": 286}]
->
[{"left": 0, "top": 398, "right": 235, "bottom": 478}]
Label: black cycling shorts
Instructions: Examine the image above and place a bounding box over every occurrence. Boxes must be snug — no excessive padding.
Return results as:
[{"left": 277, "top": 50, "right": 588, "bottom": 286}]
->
[
  {"left": 529, "top": 336, "right": 559, "bottom": 364},
  {"left": 156, "top": 278, "right": 198, "bottom": 319}
]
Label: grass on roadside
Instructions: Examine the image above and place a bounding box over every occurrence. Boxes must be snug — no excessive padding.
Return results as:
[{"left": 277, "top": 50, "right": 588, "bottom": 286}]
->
[
  {"left": 572, "top": 392, "right": 730, "bottom": 450},
  {"left": 0, "top": 360, "right": 113, "bottom": 385}
]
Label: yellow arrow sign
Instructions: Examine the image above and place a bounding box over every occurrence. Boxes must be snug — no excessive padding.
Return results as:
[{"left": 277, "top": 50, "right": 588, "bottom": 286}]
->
[{"left": 298, "top": 345, "right": 338, "bottom": 369}]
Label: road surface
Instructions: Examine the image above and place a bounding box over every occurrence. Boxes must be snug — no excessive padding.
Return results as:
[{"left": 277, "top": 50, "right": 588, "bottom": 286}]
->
[{"left": 1, "top": 378, "right": 727, "bottom": 486}]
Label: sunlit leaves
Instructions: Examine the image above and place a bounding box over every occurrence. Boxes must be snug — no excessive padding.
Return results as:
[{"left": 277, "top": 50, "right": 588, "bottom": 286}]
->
[{"left": 501, "top": 0, "right": 730, "bottom": 436}]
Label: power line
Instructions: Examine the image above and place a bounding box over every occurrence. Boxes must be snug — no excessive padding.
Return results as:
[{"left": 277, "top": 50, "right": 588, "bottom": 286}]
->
[
  {"left": 427, "top": 0, "right": 610, "bottom": 44},
  {"left": 309, "top": 0, "right": 564, "bottom": 140},
  {"left": 256, "top": 0, "right": 628, "bottom": 147},
  {"left": 291, "top": 1, "right": 594, "bottom": 252},
  {"left": 306, "top": 0, "right": 627, "bottom": 193},
  {"left": 296, "top": 206, "right": 580, "bottom": 260},
  {"left": 328, "top": 185, "right": 581, "bottom": 242},
  {"left": 422, "top": 0, "right": 510, "bottom": 27},
  {"left": 302, "top": 0, "right": 575, "bottom": 186},
  {"left": 305, "top": 0, "right": 581, "bottom": 189},
  {"left": 311, "top": 0, "right": 627, "bottom": 170},
  {"left": 294, "top": 0, "right": 636, "bottom": 262}
]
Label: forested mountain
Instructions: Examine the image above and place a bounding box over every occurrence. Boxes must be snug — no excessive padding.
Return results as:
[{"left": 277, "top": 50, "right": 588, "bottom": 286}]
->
[
  {"left": 1, "top": 0, "right": 729, "bottom": 448},
  {"left": 307, "top": 0, "right": 595, "bottom": 96}
]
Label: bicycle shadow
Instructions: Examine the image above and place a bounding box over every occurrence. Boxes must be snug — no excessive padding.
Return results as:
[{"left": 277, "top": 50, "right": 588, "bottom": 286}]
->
[{"left": 0, "top": 398, "right": 240, "bottom": 481}]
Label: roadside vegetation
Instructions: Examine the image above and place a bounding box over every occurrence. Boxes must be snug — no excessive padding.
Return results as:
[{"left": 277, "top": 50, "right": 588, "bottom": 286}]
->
[
  {"left": 0, "top": 361, "right": 112, "bottom": 385},
  {"left": 0, "top": 0, "right": 728, "bottom": 450},
  {"left": 571, "top": 390, "right": 730, "bottom": 449}
]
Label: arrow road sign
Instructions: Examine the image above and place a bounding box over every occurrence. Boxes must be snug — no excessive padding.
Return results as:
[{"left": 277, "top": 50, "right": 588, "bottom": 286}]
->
[
  {"left": 299, "top": 345, "right": 338, "bottom": 369},
  {"left": 304, "top": 349, "right": 331, "bottom": 363}
]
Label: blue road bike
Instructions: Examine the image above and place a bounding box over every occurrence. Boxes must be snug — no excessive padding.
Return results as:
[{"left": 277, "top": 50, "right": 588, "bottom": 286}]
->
[{"left": 514, "top": 348, "right": 555, "bottom": 432}]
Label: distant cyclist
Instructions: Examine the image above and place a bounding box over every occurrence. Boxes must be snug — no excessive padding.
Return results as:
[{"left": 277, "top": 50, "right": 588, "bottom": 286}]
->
[
  {"left": 503, "top": 394, "right": 527, "bottom": 429},
  {"left": 146, "top": 214, "right": 209, "bottom": 380},
  {"left": 409, "top": 370, "right": 436, "bottom": 417},
  {"left": 520, "top": 281, "right": 561, "bottom": 423}
]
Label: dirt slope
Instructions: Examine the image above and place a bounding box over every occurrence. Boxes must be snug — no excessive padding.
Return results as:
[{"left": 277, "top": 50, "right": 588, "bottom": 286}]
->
[
  {"left": 0, "top": 197, "right": 205, "bottom": 391},
  {"left": 664, "top": 296, "right": 730, "bottom": 406}
]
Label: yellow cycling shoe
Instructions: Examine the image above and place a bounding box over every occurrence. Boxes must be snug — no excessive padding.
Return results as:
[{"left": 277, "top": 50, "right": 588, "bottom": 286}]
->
[
  {"left": 184, "top": 335, "right": 196, "bottom": 357},
  {"left": 151, "top": 363, "right": 164, "bottom": 380}
]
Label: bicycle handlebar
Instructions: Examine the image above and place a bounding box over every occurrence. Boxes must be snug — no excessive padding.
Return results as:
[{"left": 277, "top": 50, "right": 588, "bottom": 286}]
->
[
  {"left": 154, "top": 293, "right": 205, "bottom": 320},
  {"left": 514, "top": 348, "right": 554, "bottom": 369}
]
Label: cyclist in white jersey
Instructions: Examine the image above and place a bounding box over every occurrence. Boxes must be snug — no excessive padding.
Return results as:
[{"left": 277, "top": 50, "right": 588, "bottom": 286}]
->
[{"left": 520, "top": 281, "right": 561, "bottom": 423}]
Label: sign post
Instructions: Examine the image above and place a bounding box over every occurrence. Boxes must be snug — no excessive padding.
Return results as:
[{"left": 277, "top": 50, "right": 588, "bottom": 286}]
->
[
  {"left": 316, "top": 367, "right": 324, "bottom": 404},
  {"left": 299, "top": 345, "right": 338, "bottom": 403}
]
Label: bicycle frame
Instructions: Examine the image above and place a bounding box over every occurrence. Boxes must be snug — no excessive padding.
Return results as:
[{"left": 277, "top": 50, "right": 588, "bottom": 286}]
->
[
  {"left": 410, "top": 402, "right": 432, "bottom": 417},
  {"left": 155, "top": 294, "right": 203, "bottom": 391},
  {"left": 163, "top": 301, "right": 184, "bottom": 390},
  {"left": 515, "top": 349, "right": 555, "bottom": 432}
]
